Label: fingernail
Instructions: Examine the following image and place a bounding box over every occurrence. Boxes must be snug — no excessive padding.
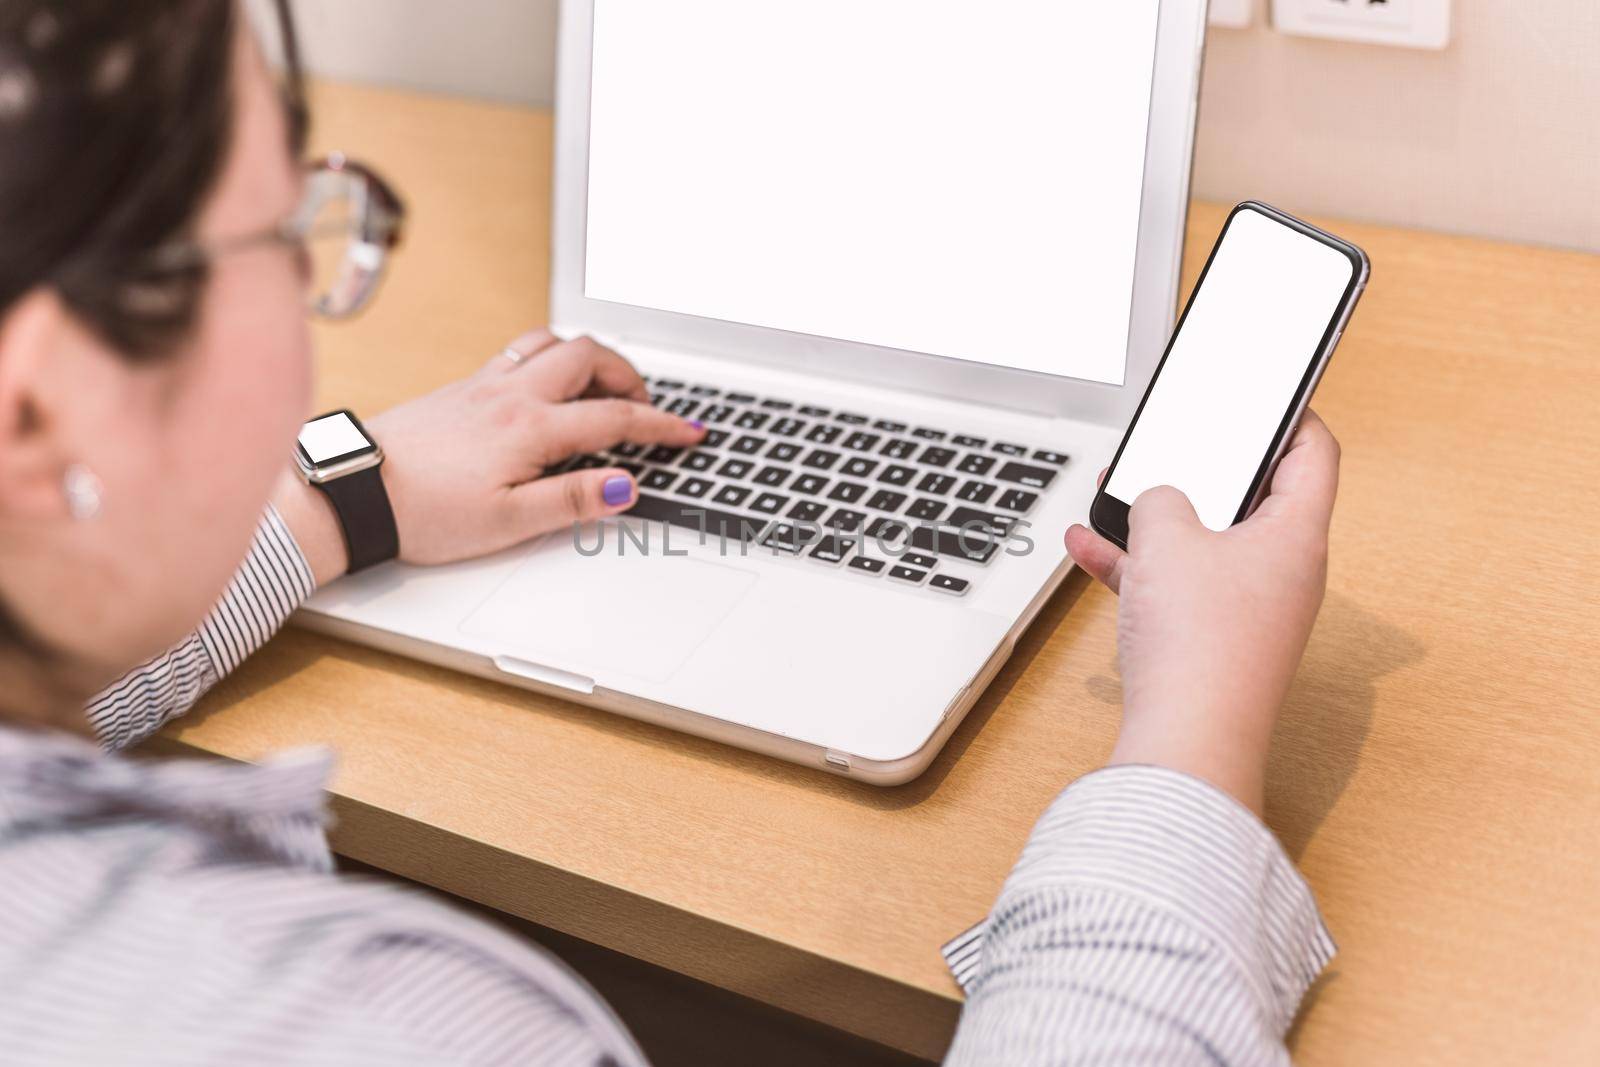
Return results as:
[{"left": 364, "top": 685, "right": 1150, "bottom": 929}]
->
[
  {"left": 602, "top": 476, "right": 633, "bottom": 506},
  {"left": 689, "top": 419, "right": 705, "bottom": 431}
]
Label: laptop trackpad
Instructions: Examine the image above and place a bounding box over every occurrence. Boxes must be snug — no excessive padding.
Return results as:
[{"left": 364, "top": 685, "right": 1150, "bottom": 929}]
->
[{"left": 459, "top": 539, "right": 759, "bottom": 684}]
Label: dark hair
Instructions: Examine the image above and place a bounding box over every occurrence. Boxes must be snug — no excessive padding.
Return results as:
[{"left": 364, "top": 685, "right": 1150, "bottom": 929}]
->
[
  {"left": 0, "top": 0, "right": 307, "bottom": 356},
  {"left": 0, "top": 0, "right": 305, "bottom": 667}
]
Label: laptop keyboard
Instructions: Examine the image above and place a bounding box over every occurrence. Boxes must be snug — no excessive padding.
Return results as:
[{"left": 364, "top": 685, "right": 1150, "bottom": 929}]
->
[{"left": 556, "top": 376, "right": 1069, "bottom": 597}]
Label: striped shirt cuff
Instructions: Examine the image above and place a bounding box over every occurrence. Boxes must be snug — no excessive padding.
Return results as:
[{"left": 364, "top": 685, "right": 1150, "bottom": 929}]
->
[
  {"left": 86, "top": 506, "right": 315, "bottom": 750},
  {"left": 945, "top": 765, "right": 1334, "bottom": 1038}
]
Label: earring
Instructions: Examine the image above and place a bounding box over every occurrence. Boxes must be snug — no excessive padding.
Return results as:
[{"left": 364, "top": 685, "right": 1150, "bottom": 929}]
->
[{"left": 63, "top": 464, "right": 103, "bottom": 521}]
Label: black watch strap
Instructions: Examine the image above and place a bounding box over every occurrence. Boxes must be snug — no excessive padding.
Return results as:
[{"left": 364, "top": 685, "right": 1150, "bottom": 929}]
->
[{"left": 314, "top": 465, "right": 399, "bottom": 573}]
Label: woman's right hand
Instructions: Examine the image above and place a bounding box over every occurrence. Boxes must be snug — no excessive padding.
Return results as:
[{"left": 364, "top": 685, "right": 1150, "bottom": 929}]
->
[{"left": 1065, "top": 410, "right": 1342, "bottom": 815}]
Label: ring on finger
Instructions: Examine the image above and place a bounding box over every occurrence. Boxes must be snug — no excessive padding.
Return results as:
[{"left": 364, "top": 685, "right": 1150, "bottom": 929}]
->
[{"left": 501, "top": 345, "right": 527, "bottom": 366}]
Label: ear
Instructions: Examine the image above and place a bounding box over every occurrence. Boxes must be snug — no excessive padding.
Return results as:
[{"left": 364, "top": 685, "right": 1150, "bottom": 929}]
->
[{"left": 0, "top": 288, "right": 76, "bottom": 521}]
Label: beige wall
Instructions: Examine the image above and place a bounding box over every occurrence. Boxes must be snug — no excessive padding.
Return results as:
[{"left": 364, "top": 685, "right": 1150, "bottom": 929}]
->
[{"left": 277, "top": 0, "right": 1600, "bottom": 252}]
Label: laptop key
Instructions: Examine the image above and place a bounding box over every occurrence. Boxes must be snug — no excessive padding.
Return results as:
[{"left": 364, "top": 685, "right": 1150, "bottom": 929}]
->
[
  {"left": 952, "top": 434, "right": 986, "bottom": 448},
  {"left": 902, "top": 552, "right": 939, "bottom": 570},
  {"left": 645, "top": 446, "right": 683, "bottom": 464},
  {"left": 732, "top": 435, "right": 766, "bottom": 455},
  {"left": 956, "top": 454, "right": 995, "bottom": 476},
  {"left": 682, "top": 451, "right": 717, "bottom": 472},
  {"left": 843, "top": 431, "right": 881, "bottom": 452},
  {"left": 995, "top": 488, "right": 1039, "bottom": 513},
  {"left": 717, "top": 459, "right": 754, "bottom": 479},
  {"left": 835, "top": 412, "right": 870, "bottom": 425},
  {"left": 995, "top": 461, "right": 1058, "bottom": 490},
  {"left": 992, "top": 441, "right": 1027, "bottom": 456},
  {"left": 908, "top": 523, "right": 999, "bottom": 565},
  {"left": 841, "top": 457, "right": 878, "bottom": 479},
  {"left": 906, "top": 498, "right": 946, "bottom": 522},
  {"left": 918, "top": 446, "right": 957, "bottom": 468},
  {"left": 787, "top": 500, "right": 827, "bottom": 522},
  {"left": 948, "top": 506, "right": 1014, "bottom": 535},
  {"left": 806, "top": 424, "right": 843, "bottom": 444},
  {"left": 664, "top": 397, "right": 699, "bottom": 417},
  {"left": 700, "top": 404, "right": 735, "bottom": 423},
  {"left": 828, "top": 481, "right": 868, "bottom": 504},
  {"left": 631, "top": 493, "right": 765, "bottom": 544},
  {"left": 735, "top": 411, "right": 770, "bottom": 430},
  {"left": 767, "top": 442, "right": 803, "bottom": 462},
  {"left": 848, "top": 555, "right": 888, "bottom": 576},
  {"left": 677, "top": 477, "right": 713, "bottom": 498},
  {"left": 878, "top": 464, "right": 916, "bottom": 487},
  {"left": 713, "top": 485, "right": 752, "bottom": 507},
  {"left": 770, "top": 417, "right": 805, "bottom": 436},
  {"left": 880, "top": 439, "right": 918, "bottom": 460},
  {"left": 760, "top": 398, "right": 794, "bottom": 411},
  {"left": 754, "top": 465, "right": 792, "bottom": 487},
  {"left": 1032, "top": 449, "right": 1070, "bottom": 466},
  {"left": 654, "top": 379, "right": 685, "bottom": 391},
  {"left": 760, "top": 523, "right": 805, "bottom": 555},
  {"left": 803, "top": 449, "right": 841, "bottom": 470},
  {"left": 930, "top": 574, "right": 971, "bottom": 597},
  {"left": 701, "top": 429, "right": 730, "bottom": 449},
  {"left": 725, "top": 392, "right": 757, "bottom": 404},
  {"left": 865, "top": 517, "right": 909, "bottom": 543},
  {"left": 613, "top": 442, "right": 645, "bottom": 458},
  {"left": 617, "top": 462, "right": 645, "bottom": 477},
  {"left": 809, "top": 534, "right": 857, "bottom": 565},
  {"left": 889, "top": 564, "right": 929, "bottom": 585},
  {"left": 864, "top": 489, "right": 907, "bottom": 513},
  {"left": 873, "top": 419, "right": 909, "bottom": 433},
  {"left": 917, "top": 472, "right": 957, "bottom": 495},
  {"left": 799, "top": 404, "right": 831, "bottom": 418},
  {"left": 791, "top": 474, "right": 829, "bottom": 496},
  {"left": 641, "top": 469, "right": 677, "bottom": 492},
  {"left": 751, "top": 492, "right": 789, "bottom": 515},
  {"left": 690, "top": 384, "right": 720, "bottom": 397},
  {"left": 911, "top": 427, "right": 947, "bottom": 441},
  {"left": 826, "top": 508, "right": 867, "bottom": 532},
  {"left": 956, "top": 480, "right": 996, "bottom": 505}
]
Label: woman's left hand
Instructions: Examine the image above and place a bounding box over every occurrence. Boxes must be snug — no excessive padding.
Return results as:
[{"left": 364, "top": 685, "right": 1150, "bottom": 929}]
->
[{"left": 274, "top": 330, "right": 704, "bottom": 585}]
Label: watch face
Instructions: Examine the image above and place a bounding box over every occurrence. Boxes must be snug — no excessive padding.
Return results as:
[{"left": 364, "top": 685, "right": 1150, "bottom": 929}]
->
[{"left": 297, "top": 410, "right": 377, "bottom": 467}]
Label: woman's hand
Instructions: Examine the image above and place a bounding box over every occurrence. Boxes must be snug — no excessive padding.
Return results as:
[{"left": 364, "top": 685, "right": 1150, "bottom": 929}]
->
[
  {"left": 274, "top": 330, "right": 704, "bottom": 585},
  {"left": 1065, "top": 410, "right": 1341, "bottom": 815}
]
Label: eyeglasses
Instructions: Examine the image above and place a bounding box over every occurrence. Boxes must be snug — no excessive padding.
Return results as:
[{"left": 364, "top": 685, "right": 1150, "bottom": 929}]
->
[{"left": 144, "top": 153, "right": 405, "bottom": 320}]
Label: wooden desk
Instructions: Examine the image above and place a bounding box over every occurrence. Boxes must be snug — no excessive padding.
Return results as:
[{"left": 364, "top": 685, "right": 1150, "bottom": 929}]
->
[{"left": 163, "top": 82, "right": 1600, "bottom": 1063}]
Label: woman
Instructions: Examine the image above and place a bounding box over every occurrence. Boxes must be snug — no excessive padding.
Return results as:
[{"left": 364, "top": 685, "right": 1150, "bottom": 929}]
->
[{"left": 0, "top": 3, "right": 1343, "bottom": 1064}]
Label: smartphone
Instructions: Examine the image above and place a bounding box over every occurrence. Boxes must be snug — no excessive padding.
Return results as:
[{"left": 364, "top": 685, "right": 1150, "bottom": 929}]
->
[{"left": 1089, "top": 201, "right": 1369, "bottom": 549}]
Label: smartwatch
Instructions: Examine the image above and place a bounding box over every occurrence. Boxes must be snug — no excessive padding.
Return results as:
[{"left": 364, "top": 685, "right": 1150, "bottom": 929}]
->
[{"left": 294, "top": 409, "right": 399, "bottom": 573}]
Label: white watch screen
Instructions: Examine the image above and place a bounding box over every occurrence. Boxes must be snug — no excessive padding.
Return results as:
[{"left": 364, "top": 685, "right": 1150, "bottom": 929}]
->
[{"left": 298, "top": 411, "right": 373, "bottom": 465}]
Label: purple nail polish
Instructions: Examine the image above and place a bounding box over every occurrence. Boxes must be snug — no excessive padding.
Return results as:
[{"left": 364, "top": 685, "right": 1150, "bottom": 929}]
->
[
  {"left": 602, "top": 475, "right": 633, "bottom": 506},
  {"left": 689, "top": 419, "right": 705, "bottom": 431}
]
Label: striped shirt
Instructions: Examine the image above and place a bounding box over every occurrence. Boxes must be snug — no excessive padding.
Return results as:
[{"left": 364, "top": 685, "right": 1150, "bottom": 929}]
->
[{"left": 0, "top": 507, "right": 1335, "bottom": 1064}]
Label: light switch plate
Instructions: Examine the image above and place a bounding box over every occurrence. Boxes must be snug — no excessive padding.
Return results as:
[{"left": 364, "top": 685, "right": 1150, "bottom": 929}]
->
[
  {"left": 1272, "top": 0, "right": 1451, "bottom": 50},
  {"left": 1209, "top": 0, "right": 1255, "bottom": 28}
]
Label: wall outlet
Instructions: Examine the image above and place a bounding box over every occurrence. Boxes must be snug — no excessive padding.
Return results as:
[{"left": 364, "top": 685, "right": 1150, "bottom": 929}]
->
[
  {"left": 1272, "top": 0, "right": 1451, "bottom": 49},
  {"left": 1209, "top": 0, "right": 1255, "bottom": 29}
]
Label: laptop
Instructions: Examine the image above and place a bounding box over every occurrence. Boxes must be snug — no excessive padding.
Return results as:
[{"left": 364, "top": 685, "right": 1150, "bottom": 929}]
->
[{"left": 298, "top": 0, "right": 1209, "bottom": 785}]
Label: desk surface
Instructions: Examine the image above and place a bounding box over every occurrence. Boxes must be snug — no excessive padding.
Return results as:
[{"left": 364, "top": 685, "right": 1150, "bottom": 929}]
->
[{"left": 164, "top": 82, "right": 1600, "bottom": 1063}]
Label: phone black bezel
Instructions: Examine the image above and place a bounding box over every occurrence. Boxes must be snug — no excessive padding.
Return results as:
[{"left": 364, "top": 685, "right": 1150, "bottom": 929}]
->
[{"left": 1089, "top": 201, "right": 1368, "bottom": 550}]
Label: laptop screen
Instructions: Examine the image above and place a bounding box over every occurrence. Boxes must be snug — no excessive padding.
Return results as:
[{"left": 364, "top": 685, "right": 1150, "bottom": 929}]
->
[{"left": 583, "top": 1, "right": 1161, "bottom": 387}]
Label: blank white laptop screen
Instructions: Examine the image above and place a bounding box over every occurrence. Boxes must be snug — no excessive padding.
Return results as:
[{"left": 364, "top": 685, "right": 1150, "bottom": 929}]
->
[{"left": 583, "top": 0, "right": 1161, "bottom": 386}]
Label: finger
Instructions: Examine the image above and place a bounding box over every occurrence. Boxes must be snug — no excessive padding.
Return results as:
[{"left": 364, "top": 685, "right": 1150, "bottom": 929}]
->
[
  {"left": 539, "top": 396, "right": 705, "bottom": 459},
  {"left": 504, "top": 467, "right": 640, "bottom": 538},
  {"left": 519, "top": 335, "right": 650, "bottom": 403},
  {"left": 1097, "top": 466, "right": 1108, "bottom": 489},
  {"left": 482, "top": 328, "right": 560, "bottom": 374},
  {"left": 1127, "top": 484, "right": 1204, "bottom": 551},
  {"left": 1065, "top": 523, "right": 1127, "bottom": 595},
  {"left": 1254, "top": 409, "right": 1341, "bottom": 534}
]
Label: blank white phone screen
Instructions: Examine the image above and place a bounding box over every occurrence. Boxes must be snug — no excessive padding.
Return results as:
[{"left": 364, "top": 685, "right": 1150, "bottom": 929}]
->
[
  {"left": 584, "top": 0, "right": 1161, "bottom": 385},
  {"left": 1105, "top": 208, "right": 1355, "bottom": 531}
]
